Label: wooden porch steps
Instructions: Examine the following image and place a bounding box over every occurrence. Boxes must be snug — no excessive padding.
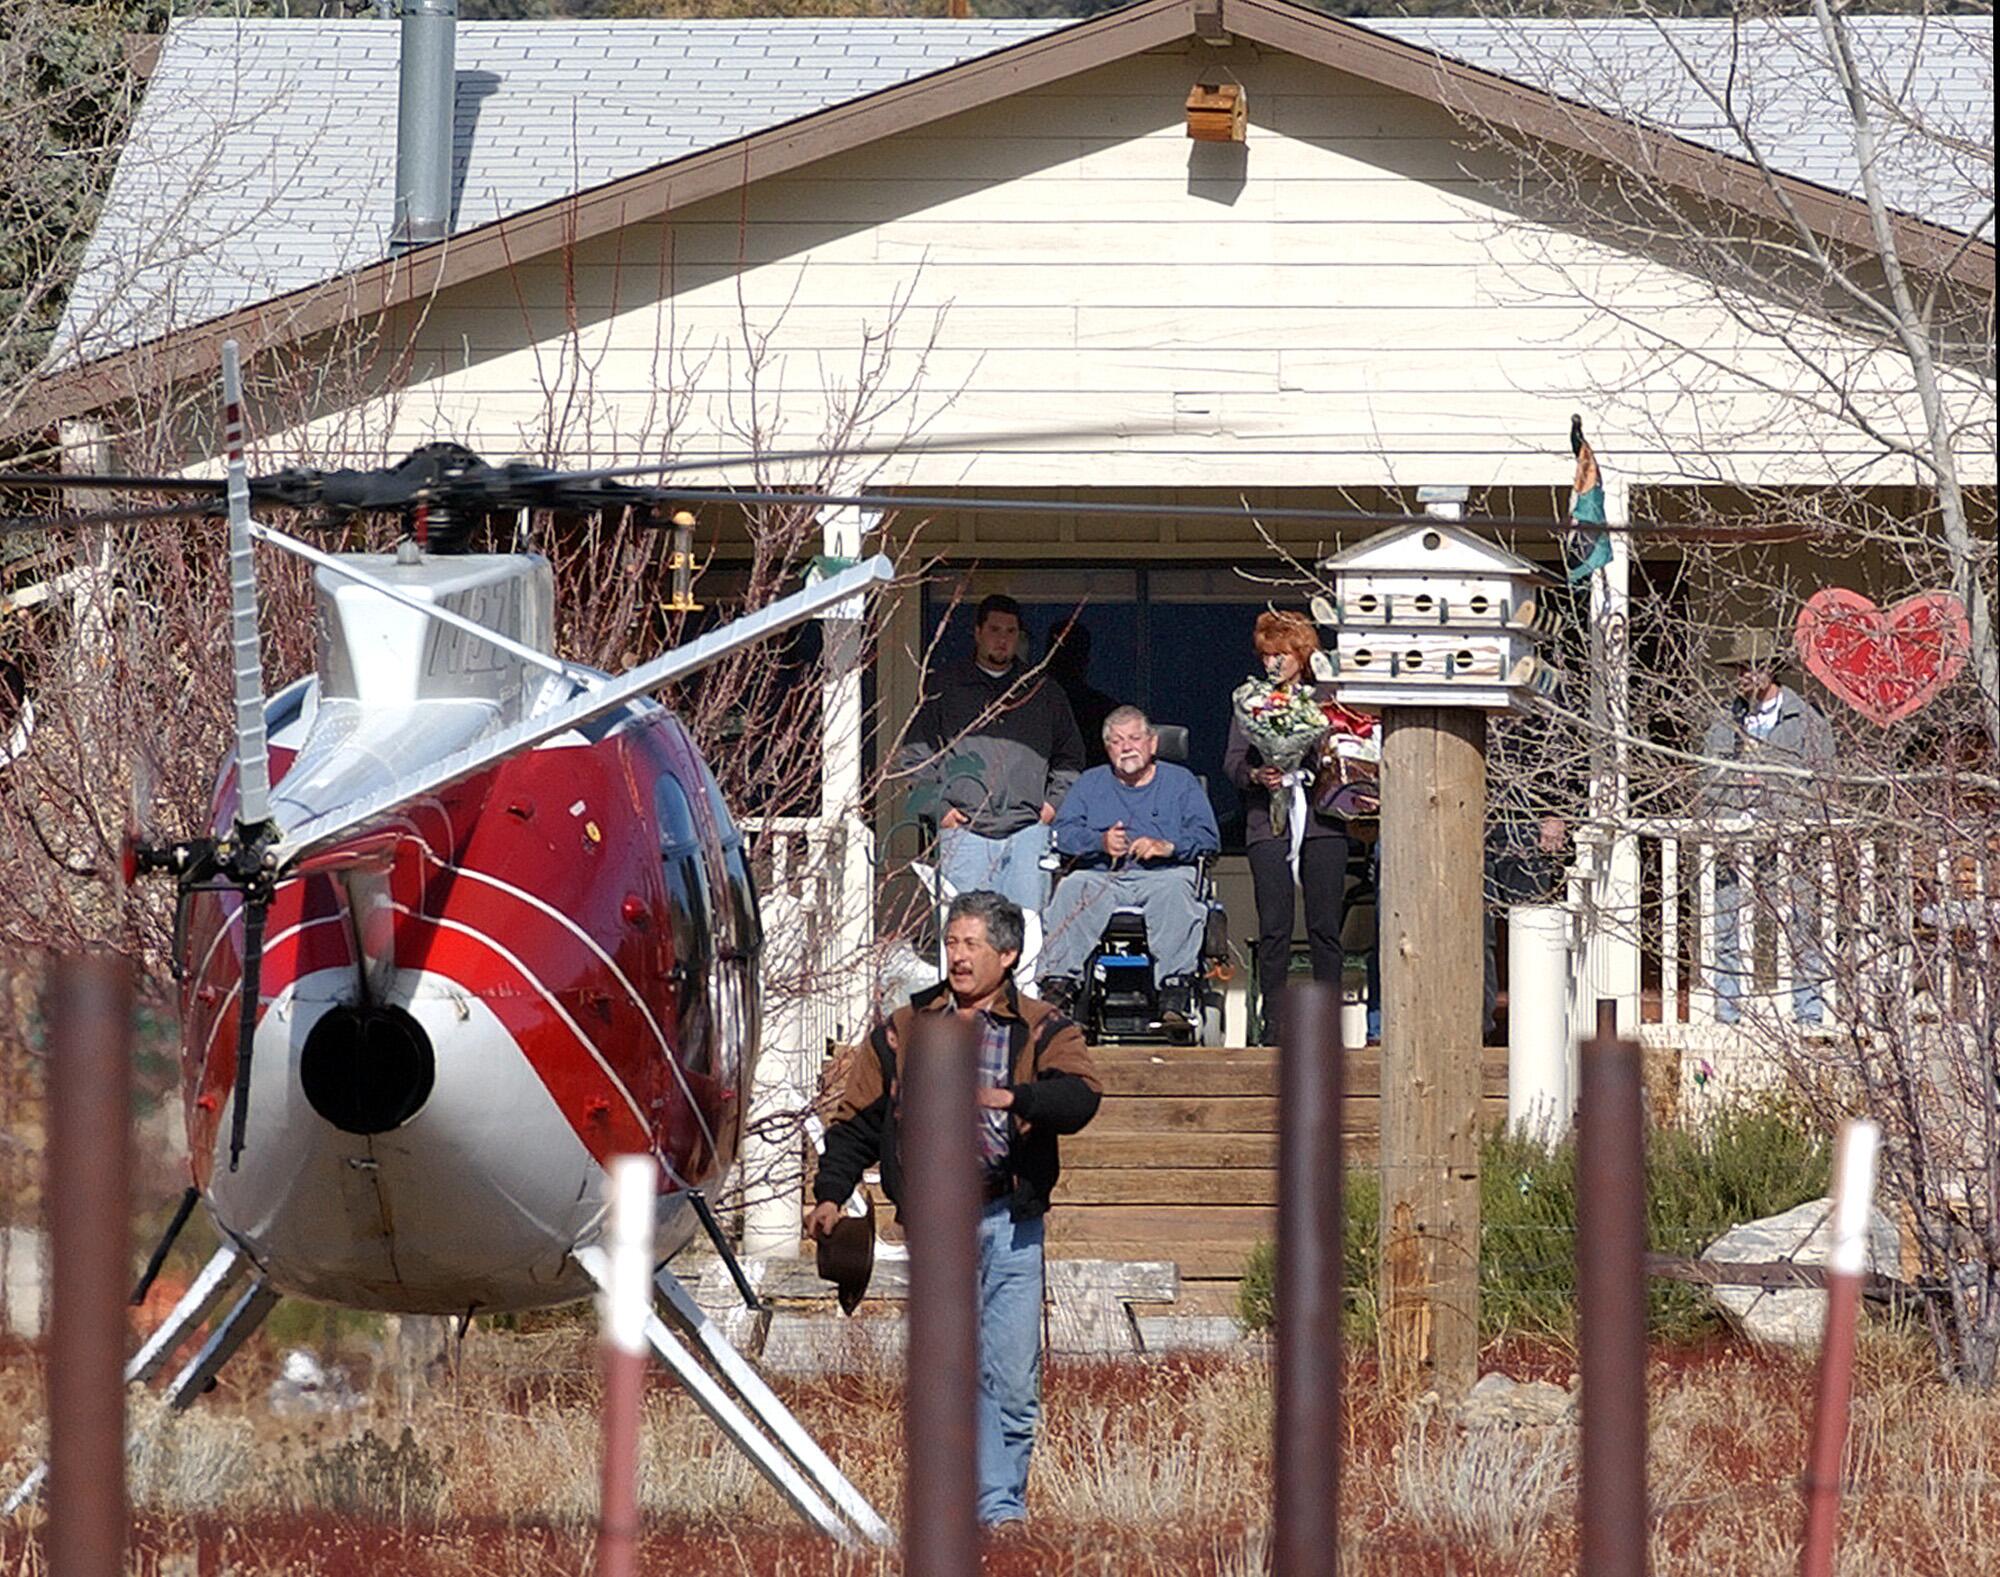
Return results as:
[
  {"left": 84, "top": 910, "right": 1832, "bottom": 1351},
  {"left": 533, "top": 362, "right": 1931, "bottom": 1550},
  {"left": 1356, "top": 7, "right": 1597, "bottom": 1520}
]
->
[{"left": 1049, "top": 1044, "right": 1511, "bottom": 1311}]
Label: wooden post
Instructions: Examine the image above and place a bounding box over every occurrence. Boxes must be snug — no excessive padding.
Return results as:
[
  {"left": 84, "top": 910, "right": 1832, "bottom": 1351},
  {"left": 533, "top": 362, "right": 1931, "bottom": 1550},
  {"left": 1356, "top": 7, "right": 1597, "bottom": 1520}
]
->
[
  {"left": 1275, "top": 982, "right": 1343, "bottom": 1577},
  {"left": 47, "top": 955, "right": 134, "bottom": 1577},
  {"left": 1577, "top": 1000, "right": 1648, "bottom": 1577},
  {"left": 1799, "top": 1118, "right": 1881, "bottom": 1577},
  {"left": 1378, "top": 707, "right": 1485, "bottom": 1400},
  {"left": 901, "top": 1013, "right": 980, "bottom": 1576}
]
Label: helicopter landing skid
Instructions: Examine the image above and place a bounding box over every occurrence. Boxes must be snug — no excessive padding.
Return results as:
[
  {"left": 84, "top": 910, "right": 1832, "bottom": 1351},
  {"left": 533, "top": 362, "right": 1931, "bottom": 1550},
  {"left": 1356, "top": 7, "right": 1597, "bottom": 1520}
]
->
[
  {"left": 3, "top": 1242, "right": 269, "bottom": 1516},
  {"left": 572, "top": 1248, "right": 892, "bottom": 1548}
]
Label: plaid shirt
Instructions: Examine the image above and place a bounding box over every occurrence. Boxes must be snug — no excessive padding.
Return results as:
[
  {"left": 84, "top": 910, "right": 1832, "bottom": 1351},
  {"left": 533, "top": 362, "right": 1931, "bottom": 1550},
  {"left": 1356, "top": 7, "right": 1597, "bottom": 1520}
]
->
[{"left": 973, "top": 1008, "right": 1013, "bottom": 1186}]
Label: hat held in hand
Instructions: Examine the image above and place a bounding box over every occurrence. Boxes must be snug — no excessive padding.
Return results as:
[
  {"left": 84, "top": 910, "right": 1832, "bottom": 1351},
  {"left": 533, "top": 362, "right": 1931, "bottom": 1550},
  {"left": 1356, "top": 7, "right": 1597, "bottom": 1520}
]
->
[{"left": 816, "top": 1191, "right": 876, "bottom": 1315}]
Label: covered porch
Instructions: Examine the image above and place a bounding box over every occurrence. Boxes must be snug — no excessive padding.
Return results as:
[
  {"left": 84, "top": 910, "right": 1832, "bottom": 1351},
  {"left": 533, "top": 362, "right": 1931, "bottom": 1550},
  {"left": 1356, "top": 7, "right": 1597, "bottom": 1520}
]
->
[{"left": 734, "top": 473, "right": 1890, "bottom": 1258}]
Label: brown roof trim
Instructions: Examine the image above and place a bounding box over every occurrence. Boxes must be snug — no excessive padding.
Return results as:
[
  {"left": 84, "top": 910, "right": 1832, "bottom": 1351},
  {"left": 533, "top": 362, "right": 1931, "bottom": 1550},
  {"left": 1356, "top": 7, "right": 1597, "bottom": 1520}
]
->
[
  {"left": 1226, "top": 0, "right": 1990, "bottom": 290},
  {"left": 16, "top": 0, "right": 1991, "bottom": 437}
]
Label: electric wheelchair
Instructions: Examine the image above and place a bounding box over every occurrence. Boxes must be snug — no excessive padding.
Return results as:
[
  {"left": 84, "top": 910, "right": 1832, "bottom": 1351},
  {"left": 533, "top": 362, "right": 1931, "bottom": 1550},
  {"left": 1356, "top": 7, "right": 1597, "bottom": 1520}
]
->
[{"left": 1045, "top": 725, "right": 1231, "bottom": 1047}]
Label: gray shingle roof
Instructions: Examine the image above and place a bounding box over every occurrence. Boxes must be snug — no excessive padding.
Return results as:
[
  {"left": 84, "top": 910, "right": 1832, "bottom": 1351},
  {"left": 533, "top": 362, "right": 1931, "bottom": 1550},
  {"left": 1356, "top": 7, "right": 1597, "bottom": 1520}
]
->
[
  {"left": 53, "top": 12, "right": 1992, "bottom": 367},
  {"left": 1373, "top": 17, "right": 1992, "bottom": 242},
  {"left": 56, "top": 18, "right": 1061, "bottom": 363}
]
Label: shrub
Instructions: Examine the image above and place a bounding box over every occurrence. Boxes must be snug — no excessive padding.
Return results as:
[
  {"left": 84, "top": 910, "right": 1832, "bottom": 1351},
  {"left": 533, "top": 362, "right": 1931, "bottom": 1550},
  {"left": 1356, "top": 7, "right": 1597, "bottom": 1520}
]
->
[
  {"left": 298, "top": 1425, "right": 450, "bottom": 1522},
  {"left": 1238, "top": 1100, "right": 1831, "bottom": 1341},
  {"left": 1481, "top": 1124, "right": 1582, "bottom": 1339},
  {"left": 1238, "top": 1169, "right": 1378, "bottom": 1335}
]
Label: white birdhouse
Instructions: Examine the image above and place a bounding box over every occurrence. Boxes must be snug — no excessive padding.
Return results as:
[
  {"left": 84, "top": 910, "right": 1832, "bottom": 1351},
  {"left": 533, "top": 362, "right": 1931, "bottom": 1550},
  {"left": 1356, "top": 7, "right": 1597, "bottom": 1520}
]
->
[{"left": 1309, "top": 520, "right": 1559, "bottom": 711}]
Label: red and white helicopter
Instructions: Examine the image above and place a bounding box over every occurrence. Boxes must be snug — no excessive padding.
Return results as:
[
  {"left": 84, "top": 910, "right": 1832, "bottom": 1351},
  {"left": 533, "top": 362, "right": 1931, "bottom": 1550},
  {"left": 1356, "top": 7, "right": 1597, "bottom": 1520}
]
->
[
  {"left": 3, "top": 343, "right": 897, "bottom": 1544},
  {"left": 0, "top": 343, "right": 1588, "bottom": 1544}
]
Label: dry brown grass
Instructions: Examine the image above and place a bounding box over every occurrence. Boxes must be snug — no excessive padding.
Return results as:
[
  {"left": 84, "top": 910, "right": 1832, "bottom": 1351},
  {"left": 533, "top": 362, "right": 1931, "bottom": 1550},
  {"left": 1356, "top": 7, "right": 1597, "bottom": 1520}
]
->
[{"left": 3, "top": 1321, "right": 1999, "bottom": 1574}]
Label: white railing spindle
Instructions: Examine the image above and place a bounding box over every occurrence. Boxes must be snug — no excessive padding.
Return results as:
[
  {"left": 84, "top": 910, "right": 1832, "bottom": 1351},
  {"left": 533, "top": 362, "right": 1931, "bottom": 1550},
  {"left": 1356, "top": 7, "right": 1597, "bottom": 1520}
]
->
[{"left": 1661, "top": 834, "right": 1681, "bottom": 1029}]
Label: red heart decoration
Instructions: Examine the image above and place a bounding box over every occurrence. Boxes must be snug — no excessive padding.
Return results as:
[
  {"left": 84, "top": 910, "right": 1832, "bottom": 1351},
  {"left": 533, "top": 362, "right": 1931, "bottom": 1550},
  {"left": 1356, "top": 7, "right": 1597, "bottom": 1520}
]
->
[{"left": 1794, "top": 588, "right": 1969, "bottom": 726}]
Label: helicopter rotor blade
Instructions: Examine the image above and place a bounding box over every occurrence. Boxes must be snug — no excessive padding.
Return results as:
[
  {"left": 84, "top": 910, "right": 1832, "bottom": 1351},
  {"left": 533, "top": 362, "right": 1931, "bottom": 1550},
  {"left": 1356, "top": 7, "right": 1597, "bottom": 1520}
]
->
[
  {"left": 0, "top": 471, "right": 1792, "bottom": 543},
  {"left": 227, "top": 890, "right": 268, "bottom": 1173},
  {"left": 0, "top": 472, "right": 228, "bottom": 495},
  {"left": 642, "top": 485, "right": 1572, "bottom": 533},
  {"left": 556, "top": 422, "right": 1177, "bottom": 487},
  {"left": 269, "top": 554, "right": 895, "bottom": 871},
  {"left": 1, "top": 500, "right": 224, "bottom": 535},
  {"left": 221, "top": 342, "right": 274, "bottom": 834},
  {"left": 638, "top": 486, "right": 1808, "bottom": 540}
]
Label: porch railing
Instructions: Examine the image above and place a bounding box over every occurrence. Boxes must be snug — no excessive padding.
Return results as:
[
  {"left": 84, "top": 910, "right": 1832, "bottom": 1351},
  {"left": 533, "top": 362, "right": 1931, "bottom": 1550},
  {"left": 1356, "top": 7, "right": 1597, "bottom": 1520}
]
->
[
  {"left": 744, "top": 814, "right": 876, "bottom": 1056},
  {"left": 1566, "top": 817, "right": 1995, "bottom": 1047}
]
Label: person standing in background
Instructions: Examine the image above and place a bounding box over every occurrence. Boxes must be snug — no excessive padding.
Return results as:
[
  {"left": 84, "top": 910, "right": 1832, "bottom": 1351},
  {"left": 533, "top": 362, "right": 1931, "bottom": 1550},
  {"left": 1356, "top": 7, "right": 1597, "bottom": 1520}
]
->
[
  {"left": 904, "top": 594, "right": 1086, "bottom": 915},
  {"left": 1700, "top": 629, "right": 1836, "bottom": 1024},
  {"left": 1224, "top": 611, "right": 1353, "bottom": 1047}
]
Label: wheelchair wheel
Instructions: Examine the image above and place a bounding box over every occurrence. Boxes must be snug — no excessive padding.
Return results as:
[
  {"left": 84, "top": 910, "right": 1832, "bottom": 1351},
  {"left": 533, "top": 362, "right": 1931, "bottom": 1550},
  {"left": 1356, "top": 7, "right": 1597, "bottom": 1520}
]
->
[{"left": 1198, "top": 990, "right": 1227, "bottom": 1048}]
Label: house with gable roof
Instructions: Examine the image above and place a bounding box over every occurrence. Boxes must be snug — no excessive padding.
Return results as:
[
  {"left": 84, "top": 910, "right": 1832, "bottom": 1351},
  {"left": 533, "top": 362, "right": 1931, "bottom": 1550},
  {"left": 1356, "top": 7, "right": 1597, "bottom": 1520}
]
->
[{"left": 12, "top": 5, "right": 1995, "bottom": 1273}]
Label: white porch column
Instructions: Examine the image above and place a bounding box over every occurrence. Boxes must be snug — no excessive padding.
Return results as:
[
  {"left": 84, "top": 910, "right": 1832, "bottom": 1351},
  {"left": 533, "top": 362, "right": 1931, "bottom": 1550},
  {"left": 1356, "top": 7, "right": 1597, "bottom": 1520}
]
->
[
  {"left": 58, "top": 420, "right": 116, "bottom": 671},
  {"left": 740, "top": 509, "right": 878, "bottom": 1259},
  {"left": 1584, "top": 479, "right": 1642, "bottom": 1033},
  {"left": 1508, "top": 903, "right": 1572, "bottom": 1134},
  {"left": 816, "top": 506, "right": 877, "bottom": 1041}
]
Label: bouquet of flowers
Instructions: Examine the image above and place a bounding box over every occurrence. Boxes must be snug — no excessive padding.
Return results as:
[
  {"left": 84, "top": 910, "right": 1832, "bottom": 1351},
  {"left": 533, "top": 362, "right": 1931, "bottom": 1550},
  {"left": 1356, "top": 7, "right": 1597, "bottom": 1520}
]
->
[{"left": 1232, "top": 676, "right": 1330, "bottom": 837}]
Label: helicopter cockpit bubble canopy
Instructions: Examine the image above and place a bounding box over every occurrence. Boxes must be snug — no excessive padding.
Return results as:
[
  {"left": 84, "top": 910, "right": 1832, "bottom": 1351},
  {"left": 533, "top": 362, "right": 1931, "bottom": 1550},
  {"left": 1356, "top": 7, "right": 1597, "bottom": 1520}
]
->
[
  {"left": 315, "top": 553, "right": 555, "bottom": 714},
  {"left": 269, "top": 552, "right": 566, "bottom": 839}
]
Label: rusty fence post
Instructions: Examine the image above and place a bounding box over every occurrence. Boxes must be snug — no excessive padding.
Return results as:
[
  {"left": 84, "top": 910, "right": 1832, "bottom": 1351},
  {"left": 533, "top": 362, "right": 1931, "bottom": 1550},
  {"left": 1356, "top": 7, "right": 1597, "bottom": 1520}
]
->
[
  {"left": 1275, "top": 981, "right": 1344, "bottom": 1577},
  {"left": 1798, "top": 1118, "right": 1881, "bottom": 1577},
  {"left": 1577, "top": 998, "right": 1647, "bottom": 1577},
  {"left": 902, "top": 1012, "right": 979, "bottom": 1576},
  {"left": 47, "top": 954, "right": 135, "bottom": 1577},
  {"left": 596, "top": 1153, "right": 656, "bottom": 1577}
]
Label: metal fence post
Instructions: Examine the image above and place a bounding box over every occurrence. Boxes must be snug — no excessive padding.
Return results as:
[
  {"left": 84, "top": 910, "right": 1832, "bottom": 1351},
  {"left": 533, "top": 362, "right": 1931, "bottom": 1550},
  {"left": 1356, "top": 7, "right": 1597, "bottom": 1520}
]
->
[
  {"left": 1577, "top": 998, "right": 1648, "bottom": 1577},
  {"left": 1799, "top": 1118, "right": 1881, "bottom": 1577},
  {"left": 902, "top": 1012, "right": 979, "bottom": 1575},
  {"left": 47, "top": 954, "right": 134, "bottom": 1577},
  {"left": 1275, "top": 981, "right": 1344, "bottom": 1577},
  {"left": 596, "top": 1154, "right": 656, "bottom": 1577}
]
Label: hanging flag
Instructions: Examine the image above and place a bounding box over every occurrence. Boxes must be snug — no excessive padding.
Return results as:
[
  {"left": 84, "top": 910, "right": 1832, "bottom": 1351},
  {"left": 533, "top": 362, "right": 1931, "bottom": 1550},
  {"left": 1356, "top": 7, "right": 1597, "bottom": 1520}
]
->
[{"left": 1565, "top": 413, "right": 1611, "bottom": 583}]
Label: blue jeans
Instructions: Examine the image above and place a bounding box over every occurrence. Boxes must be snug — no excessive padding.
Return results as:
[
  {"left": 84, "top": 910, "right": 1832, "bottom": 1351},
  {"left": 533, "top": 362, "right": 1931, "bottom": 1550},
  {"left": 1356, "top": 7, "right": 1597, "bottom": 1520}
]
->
[
  {"left": 1715, "top": 872, "right": 1826, "bottom": 1025},
  {"left": 939, "top": 823, "right": 1051, "bottom": 915},
  {"left": 976, "top": 1201, "right": 1044, "bottom": 1525}
]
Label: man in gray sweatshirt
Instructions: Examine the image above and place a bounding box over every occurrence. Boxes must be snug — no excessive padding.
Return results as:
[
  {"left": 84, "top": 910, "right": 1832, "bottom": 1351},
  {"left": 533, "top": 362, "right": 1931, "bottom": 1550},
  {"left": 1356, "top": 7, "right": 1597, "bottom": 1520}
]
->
[
  {"left": 905, "top": 595, "right": 1086, "bottom": 914},
  {"left": 1700, "top": 629, "right": 1837, "bottom": 1024}
]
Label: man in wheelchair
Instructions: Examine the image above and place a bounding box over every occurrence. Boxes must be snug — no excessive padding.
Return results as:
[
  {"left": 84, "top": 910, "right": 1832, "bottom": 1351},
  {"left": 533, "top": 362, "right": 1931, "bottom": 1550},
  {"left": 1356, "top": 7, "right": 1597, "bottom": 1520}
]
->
[{"left": 1036, "top": 706, "right": 1222, "bottom": 1042}]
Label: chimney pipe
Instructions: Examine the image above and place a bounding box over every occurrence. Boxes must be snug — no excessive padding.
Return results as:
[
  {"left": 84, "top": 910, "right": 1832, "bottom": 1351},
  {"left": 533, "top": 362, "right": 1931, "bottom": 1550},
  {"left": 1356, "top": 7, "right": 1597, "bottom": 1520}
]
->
[{"left": 393, "top": 0, "right": 457, "bottom": 253}]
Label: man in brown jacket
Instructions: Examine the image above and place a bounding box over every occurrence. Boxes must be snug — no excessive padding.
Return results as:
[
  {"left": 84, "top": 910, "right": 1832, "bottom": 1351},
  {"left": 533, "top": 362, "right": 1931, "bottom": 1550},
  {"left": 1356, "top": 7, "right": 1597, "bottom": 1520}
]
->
[{"left": 808, "top": 889, "right": 1101, "bottom": 1528}]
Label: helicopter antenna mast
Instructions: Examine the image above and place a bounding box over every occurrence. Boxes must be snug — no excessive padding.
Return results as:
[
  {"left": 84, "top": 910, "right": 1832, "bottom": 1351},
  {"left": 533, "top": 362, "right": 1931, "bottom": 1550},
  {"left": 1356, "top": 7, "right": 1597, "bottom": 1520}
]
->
[
  {"left": 221, "top": 341, "right": 272, "bottom": 834},
  {"left": 219, "top": 340, "right": 280, "bottom": 1173}
]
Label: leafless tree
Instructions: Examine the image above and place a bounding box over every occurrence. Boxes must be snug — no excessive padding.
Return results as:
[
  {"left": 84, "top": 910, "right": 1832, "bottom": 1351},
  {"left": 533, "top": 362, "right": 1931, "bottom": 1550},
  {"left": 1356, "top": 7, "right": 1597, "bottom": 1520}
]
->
[
  {"left": 1428, "top": 3, "right": 1999, "bottom": 1383},
  {"left": 0, "top": 147, "right": 1000, "bottom": 1282}
]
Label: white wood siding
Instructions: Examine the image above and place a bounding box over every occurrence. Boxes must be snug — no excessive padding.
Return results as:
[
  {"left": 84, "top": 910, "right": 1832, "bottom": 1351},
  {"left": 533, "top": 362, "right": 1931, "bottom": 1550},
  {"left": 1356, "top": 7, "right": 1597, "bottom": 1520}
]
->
[{"left": 271, "top": 45, "right": 1993, "bottom": 491}]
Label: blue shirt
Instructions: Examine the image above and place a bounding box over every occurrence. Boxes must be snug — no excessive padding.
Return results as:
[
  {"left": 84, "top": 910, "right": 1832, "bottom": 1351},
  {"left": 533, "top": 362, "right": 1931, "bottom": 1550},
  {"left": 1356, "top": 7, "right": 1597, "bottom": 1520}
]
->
[{"left": 1053, "top": 762, "right": 1220, "bottom": 870}]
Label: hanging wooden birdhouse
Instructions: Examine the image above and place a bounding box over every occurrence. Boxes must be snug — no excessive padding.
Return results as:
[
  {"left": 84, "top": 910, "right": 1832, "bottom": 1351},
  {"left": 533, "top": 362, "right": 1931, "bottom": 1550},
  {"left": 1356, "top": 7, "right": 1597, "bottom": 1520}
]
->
[{"left": 1185, "top": 83, "right": 1246, "bottom": 143}]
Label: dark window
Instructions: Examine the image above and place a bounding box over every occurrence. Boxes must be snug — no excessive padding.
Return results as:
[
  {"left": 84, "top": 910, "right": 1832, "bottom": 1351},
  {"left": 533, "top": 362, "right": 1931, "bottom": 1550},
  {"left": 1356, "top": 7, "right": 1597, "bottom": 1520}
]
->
[
  {"left": 721, "top": 838, "right": 763, "bottom": 958},
  {"left": 655, "top": 771, "right": 714, "bottom": 1074},
  {"left": 921, "top": 567, "right": 1266, "bottom": 850},
  {"left": 672, "top": 755, "right": 762, "bottom": 1095}
]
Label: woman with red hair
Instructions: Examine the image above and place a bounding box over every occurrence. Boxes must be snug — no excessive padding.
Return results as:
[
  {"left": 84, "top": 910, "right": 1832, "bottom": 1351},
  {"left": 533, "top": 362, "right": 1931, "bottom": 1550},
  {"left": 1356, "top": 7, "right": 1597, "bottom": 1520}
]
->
[{"left": 1224, "top": 611, "right": 1362, "bottom": 1045}]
